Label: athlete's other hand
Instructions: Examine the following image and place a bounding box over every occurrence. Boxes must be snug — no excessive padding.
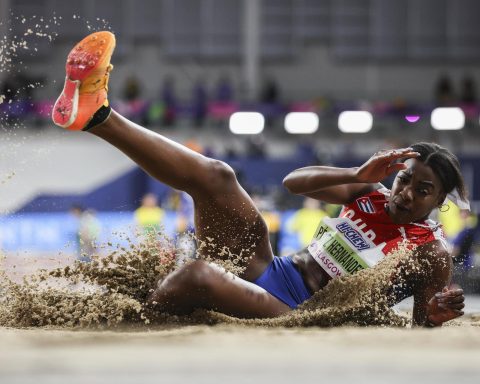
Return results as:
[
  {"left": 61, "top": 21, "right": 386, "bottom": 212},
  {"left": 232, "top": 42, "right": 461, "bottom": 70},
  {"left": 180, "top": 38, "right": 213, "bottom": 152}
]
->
[
  {"left": 355, "top": 147, "right": 420, "bottom": 183},
  {"left": 426, "top": 284, "right": 465, "bottom": 326}
]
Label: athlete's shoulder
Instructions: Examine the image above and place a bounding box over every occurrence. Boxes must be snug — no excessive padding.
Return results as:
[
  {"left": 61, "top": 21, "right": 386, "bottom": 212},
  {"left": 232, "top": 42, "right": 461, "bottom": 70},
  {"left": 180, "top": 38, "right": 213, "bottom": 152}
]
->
[
  {"left": 415, "top": 238, "right": 451, "bottom": 267},
  {"left": 407, "top": 219, "right": 450, "bottom": 251}
]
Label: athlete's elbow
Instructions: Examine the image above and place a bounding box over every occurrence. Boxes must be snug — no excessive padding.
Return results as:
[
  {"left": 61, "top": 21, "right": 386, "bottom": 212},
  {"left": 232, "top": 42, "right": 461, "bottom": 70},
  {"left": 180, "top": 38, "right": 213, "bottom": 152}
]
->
[{"left": 282, "top": 174, "right": 296, "bottom": 193}]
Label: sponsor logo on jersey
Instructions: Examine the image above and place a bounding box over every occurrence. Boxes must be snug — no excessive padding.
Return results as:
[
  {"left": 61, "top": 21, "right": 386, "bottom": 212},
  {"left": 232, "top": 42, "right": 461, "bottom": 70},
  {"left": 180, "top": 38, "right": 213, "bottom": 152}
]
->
[
  {"left": 356, "top": 197, "right": 375, "bottom": 213},
  {"left": 336, "top": 222, "right": 371, "bottom": 251},
  {"left": 342, "top": 209, "right": 377, "bottom": 241}
]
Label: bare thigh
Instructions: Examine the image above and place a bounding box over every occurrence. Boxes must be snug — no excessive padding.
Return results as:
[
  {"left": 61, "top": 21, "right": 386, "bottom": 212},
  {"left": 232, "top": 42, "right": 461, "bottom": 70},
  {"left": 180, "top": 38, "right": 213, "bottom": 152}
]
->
[
  {"left": 191, "top": 162, "right": 274, "bottom": 281},
  {"left": 148, "top": 260, "right": 291, "bottom": 318},
  {"left": 90, "top": 112, "right": 274, "bottom": 281}
]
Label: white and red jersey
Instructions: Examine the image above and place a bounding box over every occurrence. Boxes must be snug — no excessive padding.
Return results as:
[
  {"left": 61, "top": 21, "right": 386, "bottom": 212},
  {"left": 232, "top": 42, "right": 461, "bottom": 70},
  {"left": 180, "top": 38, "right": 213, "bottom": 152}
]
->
[
  {"left": 339, "top": 187, "right": 447, "bottom": 255},
  {"left": 307, "top": 187, "right": 447, "bottom": 279}
]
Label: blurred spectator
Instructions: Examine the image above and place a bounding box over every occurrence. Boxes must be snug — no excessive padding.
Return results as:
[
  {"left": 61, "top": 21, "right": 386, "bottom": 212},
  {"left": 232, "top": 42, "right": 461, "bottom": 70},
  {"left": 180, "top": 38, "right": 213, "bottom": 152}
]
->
[
  {"left": 70, "top": 205, "right": 101, "bottom": 262},
  {"left": 459, "top": 75, "right": 478, "bottom": 129},
  {"left": 123, "top": 76, "right": 141, "bottom": 101},
  {"left": 215, "top": 74, "right": 234, "bottom": 102},
  {"left": 117, "top": 75, "right": 147, "bottom": 123},
  {"left": 288, "top": 197, "right": 328, "bottom": 247},
  {"left": 459, "top": 75, "right": 477, "bottom": 105},
  {"left": 167, "top": 189, "right": 196, "bottom": 264},
  {"left": 145, "top": 100, "right": 165, "bottom": 127},
  {"left": 191, "top": 78, "right": 208, "bottom": 127},
  {"left": 434, "top": 74, "right": 456, "bottom": 106},
  {"left": 324, "top": 203, "right": 342, "bottom": 218},
  {"left": 134, "top": 193, "right": 164, "bottom": 239},
  {"left": 438, "top": 200, "right": 464, "bottom": 240},
  {"left": 210, "top": 75, "right": 237, "bottom": 127},
  {"left": 175, "top": 191, "right": 195, "bottom": 235},
  {"left": 260, "top": 78, "right": 280, "bottom": 104},
  {"left": 1, "top": 74, "right": 37, "bottom": 126},
  {"left": 451, "top": 212, "right": 479, "bottom": 271},
  {"left": 160, "top": 76, "right": 178, "bottom": 127},
  {"left": 259, "top": 78, "right": 282, "bottom": 127},
  {"left": 252, "top": 193, "right": 281, "bottom": 255},
  {"left": 246, "top": 135, "right": 267, "bottom": 158}
]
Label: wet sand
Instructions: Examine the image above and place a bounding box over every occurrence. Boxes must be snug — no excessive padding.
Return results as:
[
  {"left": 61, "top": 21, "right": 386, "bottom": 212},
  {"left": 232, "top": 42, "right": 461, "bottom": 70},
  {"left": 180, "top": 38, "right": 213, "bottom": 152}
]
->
[{"left": 1, "top": 324, "right": 480, "bottom": 384}]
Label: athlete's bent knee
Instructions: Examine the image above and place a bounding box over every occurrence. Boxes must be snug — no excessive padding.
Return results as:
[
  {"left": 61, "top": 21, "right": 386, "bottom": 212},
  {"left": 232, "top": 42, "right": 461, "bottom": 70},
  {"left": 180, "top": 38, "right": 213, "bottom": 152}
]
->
[
  {"left": 181, "top": 260, "right": 215, "bottom": 291},
  {"left": 205, "top": 160, "right": 237, "bottom": 190},
  {"left": 163, "top": 260, "right": 212, "bottom": 292},
  {"left": 146, "top": 260, "right": 213, "bottom": 307}
]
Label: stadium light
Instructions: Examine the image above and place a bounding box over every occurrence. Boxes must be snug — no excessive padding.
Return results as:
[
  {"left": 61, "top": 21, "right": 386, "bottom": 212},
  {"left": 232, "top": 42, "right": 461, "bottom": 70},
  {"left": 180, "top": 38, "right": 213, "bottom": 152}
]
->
[
  {"left": 338, "top": 111, "right": 373, "bottom": 133},
  {"left": 229, "top": 112, "right": 264, "bottom": 134},
  {"left": 284, "top": 112, "right": 319, "bottom": 134},
  {"left": 431, "top": 107, "right": 464, "bottom": 130}
]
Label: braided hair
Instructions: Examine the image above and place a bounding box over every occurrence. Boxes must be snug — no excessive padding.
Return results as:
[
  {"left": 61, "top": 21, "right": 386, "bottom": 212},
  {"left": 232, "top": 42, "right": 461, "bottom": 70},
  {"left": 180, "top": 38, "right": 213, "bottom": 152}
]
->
[{"left": 410, "top": 142, "right": 467, "bottom": 201}]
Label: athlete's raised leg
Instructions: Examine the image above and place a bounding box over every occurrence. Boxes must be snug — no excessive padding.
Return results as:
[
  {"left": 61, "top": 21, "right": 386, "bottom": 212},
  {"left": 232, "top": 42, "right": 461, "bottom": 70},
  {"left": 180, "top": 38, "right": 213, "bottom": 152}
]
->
[
  {"left": 90, "top": 111, "right": 274, "bottom": 281},
  {"left": 52, "top": 31, "right": 274, "bottom": 283}
]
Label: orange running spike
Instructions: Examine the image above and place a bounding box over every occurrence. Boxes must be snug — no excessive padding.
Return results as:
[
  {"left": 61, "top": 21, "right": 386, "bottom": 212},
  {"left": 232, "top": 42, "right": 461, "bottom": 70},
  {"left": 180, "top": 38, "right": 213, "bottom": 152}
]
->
[{"left": 52, "top": 31, "right": 115, "bottom": 131}]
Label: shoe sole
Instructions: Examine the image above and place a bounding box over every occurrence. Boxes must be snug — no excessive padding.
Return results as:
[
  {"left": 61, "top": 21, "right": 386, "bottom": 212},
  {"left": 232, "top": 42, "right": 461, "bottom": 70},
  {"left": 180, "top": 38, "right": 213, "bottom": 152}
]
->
[{"left": 52, "top": 31, "right": 115, "bottom": 130}]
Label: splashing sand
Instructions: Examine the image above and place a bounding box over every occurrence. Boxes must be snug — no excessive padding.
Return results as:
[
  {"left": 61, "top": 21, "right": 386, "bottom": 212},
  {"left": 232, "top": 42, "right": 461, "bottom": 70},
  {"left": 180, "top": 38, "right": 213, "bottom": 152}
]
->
[
  {"left": 198, "top": 244, "right": 416, "bottom": 328},
  {"left": 0, "top": 235, "right": 425, "bottom": 329}
]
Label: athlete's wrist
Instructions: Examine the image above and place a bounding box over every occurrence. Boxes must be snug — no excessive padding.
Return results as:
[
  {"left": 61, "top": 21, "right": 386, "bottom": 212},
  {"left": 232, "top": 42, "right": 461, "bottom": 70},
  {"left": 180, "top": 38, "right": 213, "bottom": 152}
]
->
[
  {"left": 350, "top": 167, "right": 363, "bottom": 183},
  {"left": 424, "top": 315, "right": 442, "bottom": 328}
]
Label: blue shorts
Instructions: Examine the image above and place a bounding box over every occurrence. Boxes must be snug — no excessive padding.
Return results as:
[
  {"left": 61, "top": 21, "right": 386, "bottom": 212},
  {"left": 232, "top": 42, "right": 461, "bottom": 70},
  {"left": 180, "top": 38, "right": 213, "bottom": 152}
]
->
[{"left": 253, "top": 256, "right": 312, "bottom": 309}]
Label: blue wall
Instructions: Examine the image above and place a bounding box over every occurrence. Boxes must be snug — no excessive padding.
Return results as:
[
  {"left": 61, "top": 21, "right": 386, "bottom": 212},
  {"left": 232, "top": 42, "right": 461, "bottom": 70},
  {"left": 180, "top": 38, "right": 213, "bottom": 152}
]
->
[
  {"left": 17, "top": 156, "right": 316, "bottom": 213},
  {"left": 15, "top": 155, "right": 480, "bottom": 214},
  {"left": 0, "top": 210, "right": 301, "bottom": 256}
]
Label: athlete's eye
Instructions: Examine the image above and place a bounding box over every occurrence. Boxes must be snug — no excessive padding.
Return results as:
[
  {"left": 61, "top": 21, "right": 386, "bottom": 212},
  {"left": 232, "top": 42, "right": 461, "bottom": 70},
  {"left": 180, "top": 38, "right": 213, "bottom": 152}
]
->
[
  {"left": 398, "top": 176, "right": 408, "bottom": 183},
  {"left": 417, "top": 189, "right": 429, "bottom": 196}
]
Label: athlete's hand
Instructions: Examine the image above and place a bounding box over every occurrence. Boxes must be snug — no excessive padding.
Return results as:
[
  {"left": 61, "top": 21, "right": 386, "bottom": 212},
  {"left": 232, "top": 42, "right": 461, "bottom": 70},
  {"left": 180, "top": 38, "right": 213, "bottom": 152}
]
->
[
  {"left": 426, "top": 284, "right": 465, "bottom": 326},
  {"left": 355, "top": 147, "right": 420, "bottom": 183}
]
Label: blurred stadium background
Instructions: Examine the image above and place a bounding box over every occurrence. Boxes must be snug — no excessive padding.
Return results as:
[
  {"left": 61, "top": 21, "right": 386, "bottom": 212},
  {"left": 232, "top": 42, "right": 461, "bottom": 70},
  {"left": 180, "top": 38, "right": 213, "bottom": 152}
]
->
[{"left": 0, "top": 0, "right": 479, "bottom": 290}]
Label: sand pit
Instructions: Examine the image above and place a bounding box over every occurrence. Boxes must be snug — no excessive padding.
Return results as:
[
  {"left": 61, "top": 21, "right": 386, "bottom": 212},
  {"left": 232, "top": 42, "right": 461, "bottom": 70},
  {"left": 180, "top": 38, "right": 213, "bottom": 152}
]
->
[
  {"left": 1, "top": 324, "right": 480, "bottom": 384},
  {"left": 1, "top": 244, "right": 480, "bottom": 384}
]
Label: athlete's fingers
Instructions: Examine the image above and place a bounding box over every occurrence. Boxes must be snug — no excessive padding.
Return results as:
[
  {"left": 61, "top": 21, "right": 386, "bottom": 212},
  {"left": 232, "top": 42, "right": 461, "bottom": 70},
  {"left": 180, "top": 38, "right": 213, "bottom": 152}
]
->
[
  {"left": 387, "top": 147, "right": 414, "bottom": 154},
  {"left": 444, "top": 291, "right": 464, "bottom": 299},
  {"left": 437, "top": 296, "right": 465, "bottom": 304},
  {"left": 400, "top": 151, "right": 421, "bottom": 159},
  {"left": 437, "top": 301, "right": 465, "bottom": 310},
  {"left": 437, "top": 288, "right": 464, "bottom": 297},
  {"left": 437, "top": 291, "right": 465, "bottom": 300},
  {"left": 376, "top": 147, "right": 414, "bottom": 154},
  {"left": 378, "top": 151, "right": 420, "bottom": 160},
  {"left": 438, "top": 302, "right": 465, "bottom": 310},
  {"left": 449, "top": 309, "right": 464, "bottom": 317}
]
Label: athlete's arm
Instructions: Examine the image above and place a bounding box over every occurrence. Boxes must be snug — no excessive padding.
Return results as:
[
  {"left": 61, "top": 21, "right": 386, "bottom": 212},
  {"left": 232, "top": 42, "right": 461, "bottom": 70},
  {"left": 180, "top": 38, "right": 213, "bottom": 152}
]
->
[
  {"left": 283, "top": 166, "right": 375, "bottom": 204},
  {"left": 412, "top": 241, "right": 465, "bottom": 327},
  {"left": 283, "top": 148, "right": 419, "bottom": 205}
]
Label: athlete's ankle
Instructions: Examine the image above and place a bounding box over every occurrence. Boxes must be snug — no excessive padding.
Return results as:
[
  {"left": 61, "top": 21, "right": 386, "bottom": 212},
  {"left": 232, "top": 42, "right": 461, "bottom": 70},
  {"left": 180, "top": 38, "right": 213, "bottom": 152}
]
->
[{"left": 83, "top": 103, "right": 112, "bottom": 131}]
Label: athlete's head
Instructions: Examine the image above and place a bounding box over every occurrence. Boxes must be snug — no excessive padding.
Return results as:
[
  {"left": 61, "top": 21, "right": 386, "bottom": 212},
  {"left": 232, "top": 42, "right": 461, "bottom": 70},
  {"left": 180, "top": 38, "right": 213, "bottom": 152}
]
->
[{"left": 388, "top": 142, "right": 467, "bottom": 224}]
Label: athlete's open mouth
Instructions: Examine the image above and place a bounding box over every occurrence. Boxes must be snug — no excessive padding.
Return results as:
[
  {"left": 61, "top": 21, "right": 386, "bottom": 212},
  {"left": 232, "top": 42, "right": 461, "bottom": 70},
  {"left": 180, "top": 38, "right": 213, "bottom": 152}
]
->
[{"left": 394, "top": 202, "right": 411, "bottom": 212}]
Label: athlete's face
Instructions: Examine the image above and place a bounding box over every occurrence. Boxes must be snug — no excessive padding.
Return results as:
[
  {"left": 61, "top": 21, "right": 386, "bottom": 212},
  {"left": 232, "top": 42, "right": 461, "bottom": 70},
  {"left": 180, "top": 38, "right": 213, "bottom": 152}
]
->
[{"left": 387, "top": 158, "right": 446, "bottom": 224}]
